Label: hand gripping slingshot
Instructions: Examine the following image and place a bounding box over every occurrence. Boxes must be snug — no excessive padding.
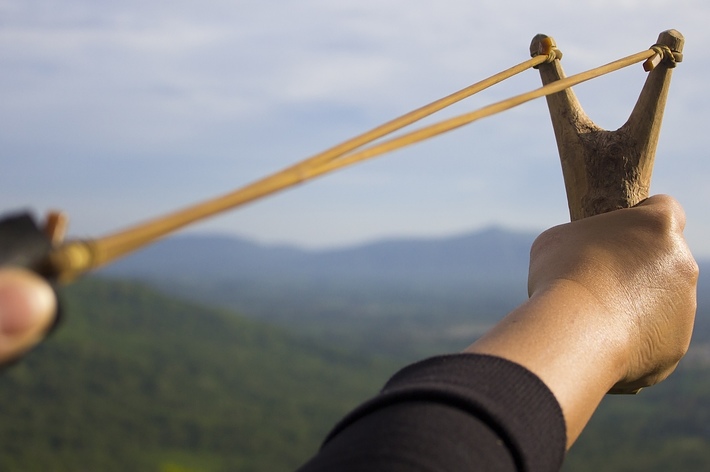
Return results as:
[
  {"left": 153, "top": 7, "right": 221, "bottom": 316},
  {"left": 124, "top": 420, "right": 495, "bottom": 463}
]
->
[{"left": 0, "top": 30, "right": 685, "bottom": 303}]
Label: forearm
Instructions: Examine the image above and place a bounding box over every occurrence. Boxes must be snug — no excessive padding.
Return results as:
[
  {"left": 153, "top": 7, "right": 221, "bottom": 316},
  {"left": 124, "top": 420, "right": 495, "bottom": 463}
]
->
[{"left": 464, "top": 279, "right": 626, "bottom": 448}]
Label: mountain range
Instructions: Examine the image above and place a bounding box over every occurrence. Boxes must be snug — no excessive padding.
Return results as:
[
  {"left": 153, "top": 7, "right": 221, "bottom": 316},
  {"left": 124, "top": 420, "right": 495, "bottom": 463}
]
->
[
  {"left": 99, "top": 226, "right": 710, "bottom": 356},
  {"left": 99, "top": 227, "right": 537, "bottom": 357},
  {"left": 101, "top": 225, "right": 710, "bottom": 314},
  {"left": 103, "top": 226, "right": 536, "bottom": 285}
]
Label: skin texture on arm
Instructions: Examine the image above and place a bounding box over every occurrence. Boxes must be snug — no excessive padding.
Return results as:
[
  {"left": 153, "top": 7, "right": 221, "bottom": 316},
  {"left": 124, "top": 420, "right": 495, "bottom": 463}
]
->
[
  {"left": 465, "top": 195, "right": 698, "bottom": 448},
  {"left": 0, "top": 268, "right": 57, "bottom": 365}
]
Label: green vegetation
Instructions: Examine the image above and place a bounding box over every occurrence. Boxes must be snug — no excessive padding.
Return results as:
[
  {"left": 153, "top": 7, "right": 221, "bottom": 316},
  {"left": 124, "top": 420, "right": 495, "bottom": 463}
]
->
[
  {"left": 0, "top": 278, "right": 399, "bottom": 471},
  {"left": 564, "top": 362, "right": 710, "bottom": 471},
  {"left": 0, "top": 276, "right": 708, "bottom": 471}
]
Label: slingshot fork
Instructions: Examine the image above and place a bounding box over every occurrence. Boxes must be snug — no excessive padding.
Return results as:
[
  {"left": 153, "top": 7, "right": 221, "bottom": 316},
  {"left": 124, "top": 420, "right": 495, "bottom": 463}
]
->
[{"left": 529, "top": 30, "right": 684, "bottom": 221}]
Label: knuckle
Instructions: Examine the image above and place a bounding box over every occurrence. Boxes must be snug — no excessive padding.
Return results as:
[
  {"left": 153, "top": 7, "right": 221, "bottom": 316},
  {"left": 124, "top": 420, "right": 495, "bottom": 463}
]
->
[
  {"left": 640, "top": 194, "right": 686, "bottom": 234},
  {"left": 530, "top": 224, "right": 564, "bottom": 258}
]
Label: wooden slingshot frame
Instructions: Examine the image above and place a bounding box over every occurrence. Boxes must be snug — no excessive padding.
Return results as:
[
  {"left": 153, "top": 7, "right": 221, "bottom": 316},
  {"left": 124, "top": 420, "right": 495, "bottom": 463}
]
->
[{"left": 530, "top": 30, "right": 684, "bottom": 221}]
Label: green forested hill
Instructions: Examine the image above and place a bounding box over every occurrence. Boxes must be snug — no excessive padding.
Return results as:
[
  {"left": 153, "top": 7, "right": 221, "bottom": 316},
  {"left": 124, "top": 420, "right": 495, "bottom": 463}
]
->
[
  {"left": 564, "top": 362, "right": 710, "bottom": 471},
  {"left": 1, "top": 277, "right": 709, "bottom": 471},
  {"left": 0, "top": 278, "right": 399, "bottom": 472}
]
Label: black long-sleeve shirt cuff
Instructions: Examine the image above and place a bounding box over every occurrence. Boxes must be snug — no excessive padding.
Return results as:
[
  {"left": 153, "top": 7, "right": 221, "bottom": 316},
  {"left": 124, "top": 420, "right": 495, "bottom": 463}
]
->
[{"left": 298, "top": 353, "right": 566, "bottom": 472}]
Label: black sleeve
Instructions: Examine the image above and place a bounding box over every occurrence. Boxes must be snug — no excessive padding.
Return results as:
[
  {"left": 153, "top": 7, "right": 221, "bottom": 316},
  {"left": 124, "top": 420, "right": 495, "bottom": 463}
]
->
[{"left": 297, "top": 354, "right": 566, "bottom": 472}]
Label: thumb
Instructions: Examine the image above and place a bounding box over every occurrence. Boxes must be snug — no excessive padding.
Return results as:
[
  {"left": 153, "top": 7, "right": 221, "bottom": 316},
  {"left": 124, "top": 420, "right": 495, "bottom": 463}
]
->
[{"left": 0, "top": 268, "right": 57, "bottom": 364}]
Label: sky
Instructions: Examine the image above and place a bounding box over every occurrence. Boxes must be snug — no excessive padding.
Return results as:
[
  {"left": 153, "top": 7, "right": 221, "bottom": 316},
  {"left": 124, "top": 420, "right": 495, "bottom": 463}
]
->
[{"left": 2, "top": 0, "right": 709, "bottom": 256}]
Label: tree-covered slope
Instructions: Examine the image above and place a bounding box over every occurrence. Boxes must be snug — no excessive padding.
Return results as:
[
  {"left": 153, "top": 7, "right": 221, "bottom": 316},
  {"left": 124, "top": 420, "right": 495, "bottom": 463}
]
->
[
  {"left": 0, "top": 278, "right": 399, "bottom": 472},
  {"left": 564, "top": 363, "right": 710, "bottom": 471},
  {"left": 1, "top": 276, "right": 709, "bottom": 472}
]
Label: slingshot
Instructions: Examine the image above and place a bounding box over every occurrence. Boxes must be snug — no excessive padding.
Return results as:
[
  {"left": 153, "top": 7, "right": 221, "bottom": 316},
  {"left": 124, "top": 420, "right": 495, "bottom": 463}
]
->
[{"left": 0, "top": 30, "right": 685, "bottom": 284}]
